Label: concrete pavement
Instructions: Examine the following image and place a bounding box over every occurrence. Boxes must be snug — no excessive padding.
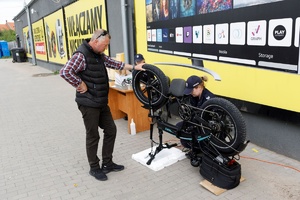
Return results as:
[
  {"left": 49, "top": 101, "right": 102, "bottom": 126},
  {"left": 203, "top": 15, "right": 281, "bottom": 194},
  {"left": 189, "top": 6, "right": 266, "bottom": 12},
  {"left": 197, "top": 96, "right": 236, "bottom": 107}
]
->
[{"left": 0, "top": 58, "right": 300, "bottom": 200}]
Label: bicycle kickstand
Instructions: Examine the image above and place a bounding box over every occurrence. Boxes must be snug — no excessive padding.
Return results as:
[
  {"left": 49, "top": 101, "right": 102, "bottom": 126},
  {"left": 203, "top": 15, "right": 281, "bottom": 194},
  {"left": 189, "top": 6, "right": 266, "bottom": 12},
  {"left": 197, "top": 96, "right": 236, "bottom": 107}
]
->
[{"left": 146, "top": 127, "right": 177, "bottom": 165}]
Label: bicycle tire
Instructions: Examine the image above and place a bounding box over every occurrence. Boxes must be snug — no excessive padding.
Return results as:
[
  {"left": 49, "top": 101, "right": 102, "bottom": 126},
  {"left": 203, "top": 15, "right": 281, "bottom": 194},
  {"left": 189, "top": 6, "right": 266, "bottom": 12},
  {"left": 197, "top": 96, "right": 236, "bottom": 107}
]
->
[
  {"left": 132, "top": 64, "right": 169, "bottom": 109},
  {"left": 199, "top": 97, "right": 247, "bottom": 156}
]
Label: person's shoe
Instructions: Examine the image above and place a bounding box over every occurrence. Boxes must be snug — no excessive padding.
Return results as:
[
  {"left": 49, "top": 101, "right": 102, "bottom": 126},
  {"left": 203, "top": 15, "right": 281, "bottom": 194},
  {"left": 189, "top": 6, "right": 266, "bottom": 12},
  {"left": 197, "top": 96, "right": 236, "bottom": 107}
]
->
[
  {"left": 185, "top": 150, "right": 193, "bottom": 159},
  {"left": 89, "top": 168, "right": 108, "bottom": 181},
  {"left": 102, "top": 162, "right": 125, "bottom": 174},
  {"left": 186, "top": 149, "right": 203, "bottom": 159}
]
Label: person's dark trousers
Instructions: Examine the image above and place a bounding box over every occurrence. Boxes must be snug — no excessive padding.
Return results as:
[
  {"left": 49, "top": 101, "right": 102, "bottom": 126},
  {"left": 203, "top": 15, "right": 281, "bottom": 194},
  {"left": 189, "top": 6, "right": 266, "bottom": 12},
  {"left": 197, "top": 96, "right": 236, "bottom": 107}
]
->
[
  {"left": 176, "top": 121, "right": 200, "bottom": 151},
  {"left": 78, "top": 104, "right": 117, "bottom": 170}
]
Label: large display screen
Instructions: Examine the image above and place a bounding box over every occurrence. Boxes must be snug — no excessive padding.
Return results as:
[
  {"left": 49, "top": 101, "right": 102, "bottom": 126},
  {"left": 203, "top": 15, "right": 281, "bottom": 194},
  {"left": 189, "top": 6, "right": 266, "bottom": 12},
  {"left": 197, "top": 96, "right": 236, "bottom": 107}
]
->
[{"left": 146, "top": 0, "right": 300, "bottom": 73}]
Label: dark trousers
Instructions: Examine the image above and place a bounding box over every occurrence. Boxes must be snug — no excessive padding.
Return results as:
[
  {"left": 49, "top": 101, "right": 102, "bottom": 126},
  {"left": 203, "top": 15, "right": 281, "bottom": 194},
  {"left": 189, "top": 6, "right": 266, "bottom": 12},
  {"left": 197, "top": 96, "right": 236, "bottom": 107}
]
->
[
  {"left": 78, "top": 104, "right": 117, "bottom": 169},
  {"left": 176, "top": 121, "right": 200, "bottom": 150}
]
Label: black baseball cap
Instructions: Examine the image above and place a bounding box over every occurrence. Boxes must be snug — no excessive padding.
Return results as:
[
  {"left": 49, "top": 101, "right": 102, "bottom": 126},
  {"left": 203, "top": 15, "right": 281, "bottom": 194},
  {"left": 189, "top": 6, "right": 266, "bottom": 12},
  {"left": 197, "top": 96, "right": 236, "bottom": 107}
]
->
[
  {"left": 183, "top": 75, "right": 202, "bottom": 95},
  {"left": 134, "top": 54, "right": 145, "bottom": 63}
]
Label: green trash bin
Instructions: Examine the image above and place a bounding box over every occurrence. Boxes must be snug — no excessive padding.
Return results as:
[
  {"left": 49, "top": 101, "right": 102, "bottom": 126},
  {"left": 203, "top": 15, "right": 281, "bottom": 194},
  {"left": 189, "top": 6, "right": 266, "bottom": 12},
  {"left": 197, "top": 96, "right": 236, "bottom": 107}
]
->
[{"left": 11, "top": 48, "right": 26, "bottom": 63}]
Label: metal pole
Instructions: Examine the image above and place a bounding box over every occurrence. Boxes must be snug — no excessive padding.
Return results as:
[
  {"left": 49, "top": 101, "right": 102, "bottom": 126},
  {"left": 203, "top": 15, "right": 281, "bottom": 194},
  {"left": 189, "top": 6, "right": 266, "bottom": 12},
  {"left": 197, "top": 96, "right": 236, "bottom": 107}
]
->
[
  {"left": 121, "top": 0, "right": 129, "bottom": 63},
  {"left": 25, "top": 3, "right": 36, "bottom": 65}
]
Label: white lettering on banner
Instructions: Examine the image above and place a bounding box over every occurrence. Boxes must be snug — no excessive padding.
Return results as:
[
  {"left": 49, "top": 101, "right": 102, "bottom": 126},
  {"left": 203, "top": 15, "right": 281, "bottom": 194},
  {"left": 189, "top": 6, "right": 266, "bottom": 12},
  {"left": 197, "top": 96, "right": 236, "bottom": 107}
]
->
[
  {"left": 35, "top": 42, "right": 46, "bottom": 54},
  {"left": 219, "top": 50, "right": 227, "bottom": 54},
  {"left": 251, "top": 37, "right": 262, "bottom": 41},
  {"left": 36, "top": 45, "right": 44, "bottom": 52},
  {"left": 258, "top": 53, "right": 273, "bottom": 60}
]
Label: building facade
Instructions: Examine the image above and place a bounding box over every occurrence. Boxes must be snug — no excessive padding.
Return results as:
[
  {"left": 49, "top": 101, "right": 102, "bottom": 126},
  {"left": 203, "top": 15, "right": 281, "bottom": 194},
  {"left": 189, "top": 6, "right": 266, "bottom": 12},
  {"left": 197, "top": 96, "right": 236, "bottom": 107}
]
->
[{"left": 13, "top": 0, "right": 300, "bottom": 162}]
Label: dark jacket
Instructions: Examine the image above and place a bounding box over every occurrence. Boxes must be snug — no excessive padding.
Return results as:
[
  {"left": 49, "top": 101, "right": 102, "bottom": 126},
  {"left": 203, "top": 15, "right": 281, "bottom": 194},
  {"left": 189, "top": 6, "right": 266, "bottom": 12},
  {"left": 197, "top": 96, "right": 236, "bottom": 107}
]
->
[
  {"left": 75, "top": 40, "right": 109, "bottom": 108},
  {"left": 189, "top": 88, "right": 215, "bottom": 108}
]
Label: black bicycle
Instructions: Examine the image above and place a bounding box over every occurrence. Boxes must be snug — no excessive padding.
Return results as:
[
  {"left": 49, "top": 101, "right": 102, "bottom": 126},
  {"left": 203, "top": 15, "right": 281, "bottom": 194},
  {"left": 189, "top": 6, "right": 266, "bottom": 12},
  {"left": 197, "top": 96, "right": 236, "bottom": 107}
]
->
[{"left": 132, "top": 64, "right": 249, "bottom": 168}]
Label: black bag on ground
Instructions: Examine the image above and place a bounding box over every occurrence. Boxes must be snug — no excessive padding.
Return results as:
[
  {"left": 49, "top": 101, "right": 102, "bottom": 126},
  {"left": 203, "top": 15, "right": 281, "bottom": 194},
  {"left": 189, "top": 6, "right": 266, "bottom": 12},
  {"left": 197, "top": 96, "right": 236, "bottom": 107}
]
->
[{"left": 199, "top": 155, "right": 241, "bottom": 189}]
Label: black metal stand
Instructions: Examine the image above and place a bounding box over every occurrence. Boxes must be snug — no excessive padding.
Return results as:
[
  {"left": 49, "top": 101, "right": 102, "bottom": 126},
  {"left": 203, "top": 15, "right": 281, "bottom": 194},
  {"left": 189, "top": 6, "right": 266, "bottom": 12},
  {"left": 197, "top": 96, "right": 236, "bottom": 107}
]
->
[{"left": 145, "top": 81, "right": 177, "bottom": 165}]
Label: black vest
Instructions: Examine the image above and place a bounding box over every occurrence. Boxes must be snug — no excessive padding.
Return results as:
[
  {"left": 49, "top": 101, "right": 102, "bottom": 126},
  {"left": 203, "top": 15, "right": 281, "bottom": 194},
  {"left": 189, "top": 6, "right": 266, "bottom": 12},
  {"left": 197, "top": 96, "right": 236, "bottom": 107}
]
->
[{"left": 75, "top": 40, "right": 109, "bottom": 108}]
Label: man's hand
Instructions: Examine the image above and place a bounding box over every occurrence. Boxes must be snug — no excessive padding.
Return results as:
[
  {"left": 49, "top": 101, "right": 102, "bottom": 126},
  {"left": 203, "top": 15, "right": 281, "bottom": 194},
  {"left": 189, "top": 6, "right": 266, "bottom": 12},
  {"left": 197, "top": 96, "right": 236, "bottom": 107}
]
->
[
  {"left": 77, "top": 81, "right": 87, "bottom": 93},
  {"left": 124, "top": 63, "right": 145, "bottom": 71},
  {"left": 134, "top": 63, "right": 146, "bottom": 71}
]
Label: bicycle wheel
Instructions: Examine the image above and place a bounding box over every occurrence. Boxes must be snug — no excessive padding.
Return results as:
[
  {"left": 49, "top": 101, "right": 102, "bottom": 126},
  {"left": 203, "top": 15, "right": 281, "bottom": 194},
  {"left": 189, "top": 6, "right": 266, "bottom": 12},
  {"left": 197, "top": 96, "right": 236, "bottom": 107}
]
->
[
  {"left": 199, "top": 97, "right": 247, "bottom": 156},
  {"left": 132, "top": 64, "right": 169, "bottom": 109}
]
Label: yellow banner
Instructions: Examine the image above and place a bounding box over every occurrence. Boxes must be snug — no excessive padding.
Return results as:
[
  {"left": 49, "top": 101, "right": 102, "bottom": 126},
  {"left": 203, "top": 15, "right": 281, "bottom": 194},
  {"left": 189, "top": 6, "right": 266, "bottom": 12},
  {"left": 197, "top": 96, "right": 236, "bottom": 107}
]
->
[
  {"left": 134, "top": 0, "right": 300, "bottom": 112},
  {"left": 22, "top": 26, "right": 32, "bottom": 58},
  {"left": 44, "top": 9, "right": 68, "bottom": 64},
  {"left": 32, "top": 19, "right": 47, "bottom": 61},
  {"left": 64, "top": 0, "right": 108, "bottom": 57}
]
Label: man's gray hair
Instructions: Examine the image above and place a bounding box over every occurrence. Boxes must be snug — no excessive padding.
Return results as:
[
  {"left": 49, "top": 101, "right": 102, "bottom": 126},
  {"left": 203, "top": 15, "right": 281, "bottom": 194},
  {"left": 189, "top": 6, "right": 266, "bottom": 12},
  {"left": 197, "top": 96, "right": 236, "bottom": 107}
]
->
[{"left": 91, "top": 29, "right": 111, "bottom": 41}]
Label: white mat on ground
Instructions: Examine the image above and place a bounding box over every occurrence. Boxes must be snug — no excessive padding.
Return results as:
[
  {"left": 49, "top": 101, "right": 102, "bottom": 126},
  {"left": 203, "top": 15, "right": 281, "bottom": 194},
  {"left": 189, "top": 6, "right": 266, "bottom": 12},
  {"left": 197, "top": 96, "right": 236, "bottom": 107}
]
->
[{"left": 132, "top": 146, "right": 186, "bottom": 171}]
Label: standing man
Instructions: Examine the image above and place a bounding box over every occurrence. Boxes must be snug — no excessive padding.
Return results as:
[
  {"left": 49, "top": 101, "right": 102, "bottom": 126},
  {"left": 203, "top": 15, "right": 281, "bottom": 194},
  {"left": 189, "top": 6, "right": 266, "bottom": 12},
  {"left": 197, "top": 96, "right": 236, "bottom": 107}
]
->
[{"left": 60, "top": 29, "right": 144, "bottom": 181}]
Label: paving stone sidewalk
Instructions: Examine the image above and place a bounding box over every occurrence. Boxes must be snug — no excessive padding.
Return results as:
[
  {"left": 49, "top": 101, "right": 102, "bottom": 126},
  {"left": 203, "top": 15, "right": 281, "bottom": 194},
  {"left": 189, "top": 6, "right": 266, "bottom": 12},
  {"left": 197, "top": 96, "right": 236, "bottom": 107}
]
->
[{"left": 0, "top": 59, "right": 300, "bottom": 200}]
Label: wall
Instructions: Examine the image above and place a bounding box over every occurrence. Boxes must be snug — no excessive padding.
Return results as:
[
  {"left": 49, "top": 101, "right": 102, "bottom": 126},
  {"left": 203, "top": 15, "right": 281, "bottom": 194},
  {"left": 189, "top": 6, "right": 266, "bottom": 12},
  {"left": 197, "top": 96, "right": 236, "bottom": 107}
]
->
[
  {"left": 244, "top": 112, "right": 300, "bottom": 161},
  {"left": 106, "top": 0, "right": 136, "bottom": 64},
  {"left": 106, "top": 1, "right": 124, "bottom": 59},
  {"left": 14, "top": 0, "right": 134, "bottom": 69},
  {"left": 134, "top": 0, "right": 300, "bottom": 161},
  {"left": 134, "top": 1, "right": 300, "bottom": 112},
  {"left": 13, "top": 0, "right": 76, "bottom": 70}
]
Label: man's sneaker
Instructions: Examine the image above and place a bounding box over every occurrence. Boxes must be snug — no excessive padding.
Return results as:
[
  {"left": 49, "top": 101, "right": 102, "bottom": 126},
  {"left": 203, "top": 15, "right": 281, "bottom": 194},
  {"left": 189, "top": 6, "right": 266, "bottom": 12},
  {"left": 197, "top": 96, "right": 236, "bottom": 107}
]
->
[
  {"left": 89, "top": 169, "right": 108, "bottom": 181},
  {"left": 102, "top": 162, "right": 125, "bottom": 174}
]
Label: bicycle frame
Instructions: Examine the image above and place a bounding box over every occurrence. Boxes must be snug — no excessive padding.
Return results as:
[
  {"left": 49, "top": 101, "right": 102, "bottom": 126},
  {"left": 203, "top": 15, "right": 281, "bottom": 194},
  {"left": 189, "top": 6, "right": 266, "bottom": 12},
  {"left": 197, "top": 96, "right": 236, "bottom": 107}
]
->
[
  {"left": 145, "top": 87, "right": 248, "bottom": 167},
  {"left": 132, "top": 64, "right": 248, "bottom": 167},
  {"left": 146, "top": 90, "right": 214, "bottom": 166}
]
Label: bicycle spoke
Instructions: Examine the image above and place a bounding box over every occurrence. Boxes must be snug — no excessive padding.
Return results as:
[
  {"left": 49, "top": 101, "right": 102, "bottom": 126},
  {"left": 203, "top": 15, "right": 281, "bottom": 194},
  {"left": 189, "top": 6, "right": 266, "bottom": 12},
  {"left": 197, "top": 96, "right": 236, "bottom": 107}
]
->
[{"left": 141, "top": 87, "right": 147, "bottom": 95}]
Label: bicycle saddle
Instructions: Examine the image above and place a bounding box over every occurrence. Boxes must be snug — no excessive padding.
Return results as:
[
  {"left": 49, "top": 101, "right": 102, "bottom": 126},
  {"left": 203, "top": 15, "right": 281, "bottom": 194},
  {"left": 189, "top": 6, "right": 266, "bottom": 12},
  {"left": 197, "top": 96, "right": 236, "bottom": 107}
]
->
[{"left": 169, "top": 78, "right": 185, "bottom": 97}]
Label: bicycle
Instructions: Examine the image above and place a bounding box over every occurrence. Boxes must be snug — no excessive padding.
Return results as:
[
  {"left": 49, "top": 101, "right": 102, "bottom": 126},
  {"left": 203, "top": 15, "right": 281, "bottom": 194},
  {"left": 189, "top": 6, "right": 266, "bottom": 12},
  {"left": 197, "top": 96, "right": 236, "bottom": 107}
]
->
[{"left": 132, "top": 64, "right": 249, "bottom": 168}]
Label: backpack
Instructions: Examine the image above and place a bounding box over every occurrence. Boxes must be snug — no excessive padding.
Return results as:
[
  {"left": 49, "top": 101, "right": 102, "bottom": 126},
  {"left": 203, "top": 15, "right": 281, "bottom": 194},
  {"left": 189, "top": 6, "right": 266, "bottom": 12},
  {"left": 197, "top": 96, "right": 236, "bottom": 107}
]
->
[{"left": 199, "top": 154, "right": 241, "bottom": 189}]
